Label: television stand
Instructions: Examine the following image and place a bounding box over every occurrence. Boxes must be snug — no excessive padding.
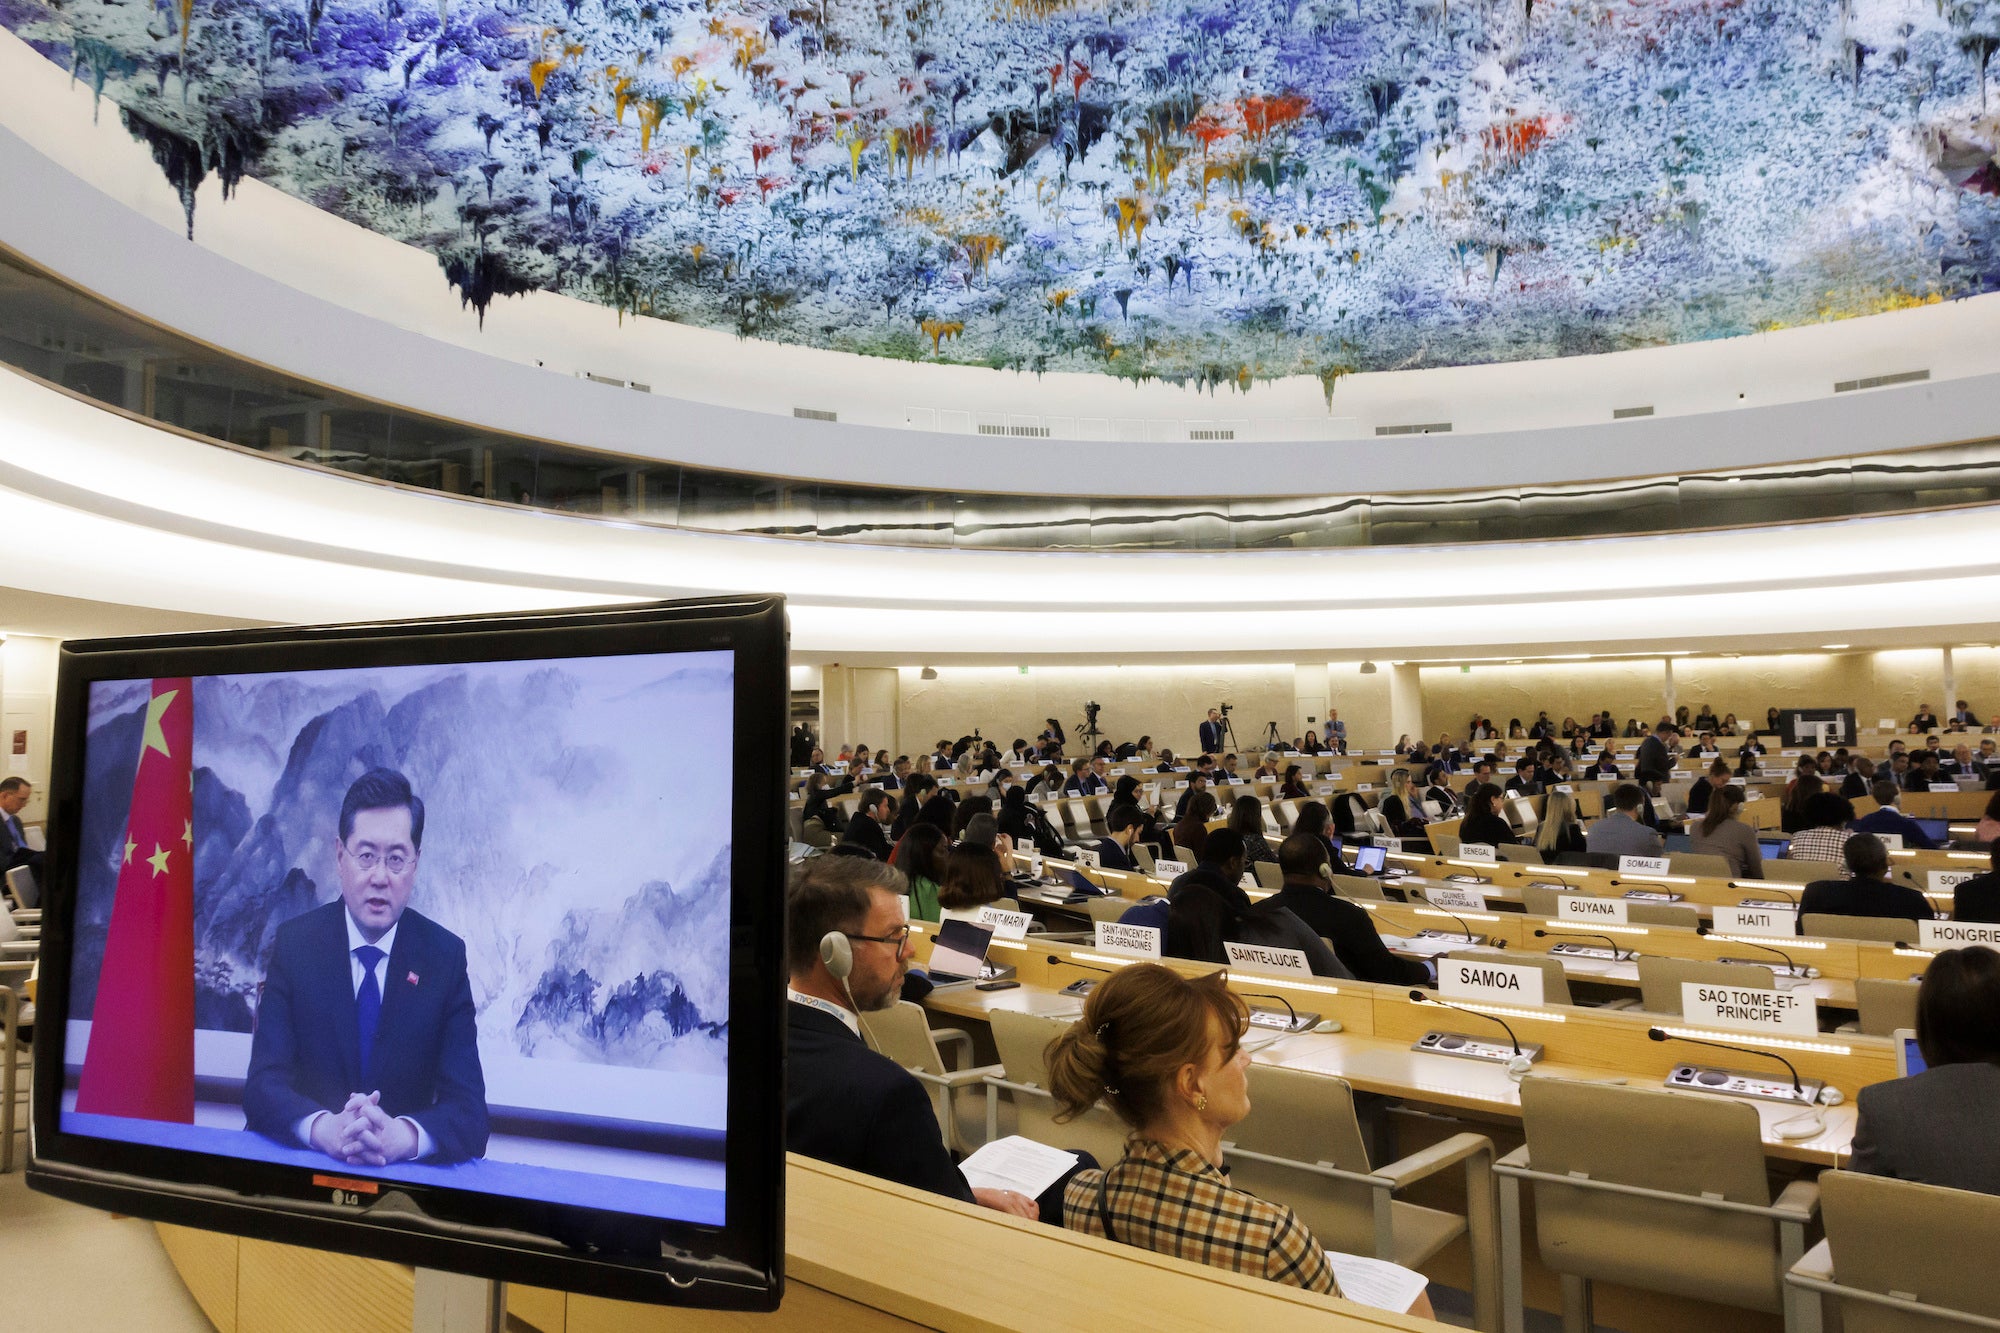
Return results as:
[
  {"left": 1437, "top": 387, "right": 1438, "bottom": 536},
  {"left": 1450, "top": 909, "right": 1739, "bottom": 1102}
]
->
[{"left": 414, "top": 1268, "right": 505, "bottom": 1333}]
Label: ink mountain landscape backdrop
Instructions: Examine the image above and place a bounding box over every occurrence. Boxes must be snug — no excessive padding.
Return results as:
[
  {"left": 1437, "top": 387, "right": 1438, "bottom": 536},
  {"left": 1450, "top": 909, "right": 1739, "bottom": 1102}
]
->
[{"left": 7, "top": 0, "right": 2000, "bottom": 389}]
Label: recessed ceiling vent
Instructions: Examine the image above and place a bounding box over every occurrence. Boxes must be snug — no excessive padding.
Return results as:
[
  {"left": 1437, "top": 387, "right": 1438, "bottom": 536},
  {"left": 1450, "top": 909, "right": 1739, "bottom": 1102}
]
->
[
  {"left": 792, "top": 407, "right": 838, "bottom": 421},
  {"left": 1375, "top": 422, "right": 1452, "bottom": 436},
  {"left": 1834, "top": 370, "right": 1929, "bottom": 393},
  {"left": 1189, "top": 428, "right": 1237, "bottom": 440},
  {"left": 1612, "top": 405, "right": 1654, "bottom": 419}
]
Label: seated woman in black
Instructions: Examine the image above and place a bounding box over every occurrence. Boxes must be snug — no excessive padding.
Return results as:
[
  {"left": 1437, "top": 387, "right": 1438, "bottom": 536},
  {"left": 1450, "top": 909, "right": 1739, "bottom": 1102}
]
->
[
  {"left": 1279, "top": 764, "right": 1310, "bottom": 799},
  {"left": 1163, "top": 831, "right": 1349, "bottom": 979},
  {"left": 1111, "top": 775, "right": 1169, "bottom": 853},
  {"left": 1457, "top": 783, "right": 1520, "bottom": 846}
]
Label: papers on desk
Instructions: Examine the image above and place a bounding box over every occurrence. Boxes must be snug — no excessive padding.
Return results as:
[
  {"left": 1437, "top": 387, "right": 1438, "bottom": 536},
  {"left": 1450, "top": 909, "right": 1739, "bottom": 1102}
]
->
[
  {"left": 958, "top": 1136, "right": 1081, "bottom": 1198},
  {"left": 1379, "top": 933, "right": 1468, "bottom": 959},
  {"left": 1325, "top": 1252, "right": 1430, "bottom": 1314}
]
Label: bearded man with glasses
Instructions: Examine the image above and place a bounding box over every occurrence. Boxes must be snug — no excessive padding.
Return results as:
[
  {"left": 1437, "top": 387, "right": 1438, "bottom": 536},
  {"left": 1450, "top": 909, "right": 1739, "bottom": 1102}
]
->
[{"left": 244, "top": 767, "right": 487, "bottom": 1165}]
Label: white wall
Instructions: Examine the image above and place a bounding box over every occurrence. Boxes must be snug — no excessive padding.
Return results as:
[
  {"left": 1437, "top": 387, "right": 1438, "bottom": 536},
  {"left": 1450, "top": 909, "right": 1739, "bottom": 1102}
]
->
[{"left": 2, "top": 634, "right": 58, "bottom": 824}]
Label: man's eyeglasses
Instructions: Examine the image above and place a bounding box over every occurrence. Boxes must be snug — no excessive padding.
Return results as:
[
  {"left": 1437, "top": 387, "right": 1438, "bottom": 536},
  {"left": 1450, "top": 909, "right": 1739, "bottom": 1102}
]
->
[
  {"left": 844, "top": 925, "right": 912, "bottom": 948},
  {"left": 345, "top": 848, "right": 416, "bottom": 874}
]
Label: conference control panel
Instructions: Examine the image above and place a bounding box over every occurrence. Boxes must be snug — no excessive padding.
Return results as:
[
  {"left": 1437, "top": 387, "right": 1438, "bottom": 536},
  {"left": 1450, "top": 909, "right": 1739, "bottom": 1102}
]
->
[
  {"left": 1443, "top": 874, "right": 1493, "bottom": 886},
  {"left": 1246, "top": 1006, "right": 1320, "bottom": 1034},
  {"left": 1738, "top": 898, "right": 1799, "bottom": 911},
  {"left": 1547, "top": 942, "right": 1629, "bottom": 961},
  {"left": 1664, "top": 1064, "right": 1825, "bottom": 1104},
  {"left": 1412, "top": 1031, "right": 1545, "bottom": 1065},
  {"left": 1622, "top": 889, "right": 1685, "bottom": 902},
  {"left": 1717, "top": 956, "right": 1821, "bottom": 980},
  {"left": 1412, "top": 928, "right": 1486, "bottom": 947}
]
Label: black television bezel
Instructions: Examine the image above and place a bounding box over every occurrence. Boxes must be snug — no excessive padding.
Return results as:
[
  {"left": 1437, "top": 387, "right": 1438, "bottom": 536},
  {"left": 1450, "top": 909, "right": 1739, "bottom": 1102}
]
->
[{"left": 28, "top": 595, "right": 787, "bottom": 1309}]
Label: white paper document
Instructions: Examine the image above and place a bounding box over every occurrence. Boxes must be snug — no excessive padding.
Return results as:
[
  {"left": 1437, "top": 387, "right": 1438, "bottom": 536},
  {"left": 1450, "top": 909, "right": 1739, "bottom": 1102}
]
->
[
  {"left": 1325, "top": 1251, "right": 1430, "bottom": 1313},
  {"left": 1381, "top": 934, "right": 1468, "bottom": 959},
  {"left": 957, "top": 1135, "right": 1081, "bottom": 1198}
]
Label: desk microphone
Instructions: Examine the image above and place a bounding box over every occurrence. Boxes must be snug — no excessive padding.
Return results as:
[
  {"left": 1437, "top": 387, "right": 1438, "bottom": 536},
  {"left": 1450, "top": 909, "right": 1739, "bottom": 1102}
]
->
[
  {"left": 1533, "top": 928, "right": 1638, "bottom": 962},
  {"left": 1741, "top": 885, "right": 1799, "bottom": 905},
  {"left": 1646, "top": 1028, "right": 1835, "bottom": 1131},
  {"left": 1409, "top": 989, "right": 1535, "bottom": 1079},
  {"left": 1694, "top": 925, "right": 1815, "bottom": 978},
  {"left": 1048, "top": 954, "right": 1118, "bottom": 974},
  {"left": 1235, "top": 990, "right": 1299, "bottom": 1026},
  {"left": 1423, "top": 902, "right": 1488, "bottom": 942}
]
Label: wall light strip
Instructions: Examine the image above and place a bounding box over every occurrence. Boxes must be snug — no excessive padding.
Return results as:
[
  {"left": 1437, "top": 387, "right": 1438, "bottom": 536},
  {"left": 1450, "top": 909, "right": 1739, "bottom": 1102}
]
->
[
  {"left": 1541, "top": 866, "right": 1592, "bottom": 878},
  {"left": 1067, "top": 952, "right": 1140, "bottom": 969},
  {"left": 1415, "top": 907, "right": 1505, "bottom": 923},
  {"left": 1895, "top": 947, "right": 1936, "bottom": 959},
  {"left": 1447, "top": 859, "right": 1503, "bottom": 870},
  {"left": 1621, "top": 874, "right": 1697, "bottom": 885},
  {"left": 1545, "top": 922, "right": 1651, "bottom": 936},
  {"left": 1426, "top": 998, "right": 1568, "bottom": 1024},
  {"left": 988, "top": 940, "right": 1028, "bottom": 953},
  {"left": 1653, "top": 1025, "right": 1852, "bottom": 1056},
  {"left": 1224, "top": 975, "right": 1344, "bottom": 998}
]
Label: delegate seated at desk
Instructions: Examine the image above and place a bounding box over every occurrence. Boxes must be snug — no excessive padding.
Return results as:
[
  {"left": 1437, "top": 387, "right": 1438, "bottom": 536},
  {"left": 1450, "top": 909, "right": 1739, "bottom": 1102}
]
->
[
  {"left": 1851, "top": 946, "right": 2000, "bottom": 1197},
  {"left": 1952, "top": 845, "right": 2000, "bottom": 923},
  {"left": 1798, "top": 833, "right": 1934, "bottom": 927},
  {"left": 1162, "top": 831, "right": 1351, "bottom": 980},
  {"left": 243, "top": 769, "right": 488, "bottom": 1166},
  {"left": 1267, "top": 834, "right": 1432, "bottom": 986},
  {"left": 783, "top": 856, "right": 1062, "bottom": 1222},
  {"left": 1585, "top": 783, "right": 1665, "bottom": 859}
]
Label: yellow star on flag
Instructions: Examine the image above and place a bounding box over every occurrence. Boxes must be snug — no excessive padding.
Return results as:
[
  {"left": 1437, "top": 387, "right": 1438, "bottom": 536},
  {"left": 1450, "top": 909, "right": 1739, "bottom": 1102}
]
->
[
  {"left": 123, "top": 837, "right": 136, "bottom": 865},
  {"left": 147, "top": 844, "right": 171, "bottom": 877},
  {"left": 141, "top": 689, "right": 180, "bottom": 760},
  {"left": 183, "top": 819, "right": 194, "bottom": 848}
]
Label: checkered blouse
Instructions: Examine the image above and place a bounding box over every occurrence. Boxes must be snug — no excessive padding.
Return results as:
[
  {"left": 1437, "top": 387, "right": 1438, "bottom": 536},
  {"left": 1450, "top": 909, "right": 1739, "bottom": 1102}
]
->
[{"left": 1063, "top": 1137, "right": 1341, "bottom": 1295}]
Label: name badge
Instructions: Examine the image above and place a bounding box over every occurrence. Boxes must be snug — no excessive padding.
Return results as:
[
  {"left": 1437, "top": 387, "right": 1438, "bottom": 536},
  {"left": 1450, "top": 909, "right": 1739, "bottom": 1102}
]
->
[
  {"left": 1557, "top": 895, "right": 1631, "bottom": 923},
  {"left": 1682, "top": 982, "right": 1817, "bottom": 1035},
  {"left": 975, "top": 906, "right": 1032, "bottom": 939},
  {"left": 1929, "top": 782, "right": 1959, "bottom": 792},
  {"left": 1459, "top": 843, "right": 1498, "bottom": 863},
  {"left": 1094, "top": 921, "right": 1162, "bottom": 958},
  {"left": 1619, "top": 855, "right": 1670, "bottom": 876},
  {"left": 1714, "top": 904, "right": 1798, "bottom": 937},
  {"left": 1025, "top": 850, "right": 1043, "bottom": 878},
  {"left": 1382, "top": 837, "right": 1404, "bottom": 852},
  {"left": 1427, "top": 886, "right": 1489, "bottom": 912},
  {"left": 1555, "top": 783, "right": 1574, "bottom": 793},
  {"left": 1154, "top": 858, "right": 1189, "bottom": 877},
  {"left": 1440, "top": 957, "right": 1545, "bottom": 1007},
  {"left": 1928, "top": 869, "right": 1977, "bottom": 893},
  {"left": 1874, "top": 833, "right": 1904, "bottom": 852},
  {"left": 1357, "top": 782, "right": 1374, "bottom": 791},
  {"left": 1325, "top": 771, "right": 1344, "bottom": 782},
  {"left": 1224, "top": 941, "right": 1312, "bottom": 976},
  {"left": 1072, "top": 847, "right": 1101, "bottom": 868},
  {"left": 1916, "top": 919, "right": 2000, "bottom": 951}
]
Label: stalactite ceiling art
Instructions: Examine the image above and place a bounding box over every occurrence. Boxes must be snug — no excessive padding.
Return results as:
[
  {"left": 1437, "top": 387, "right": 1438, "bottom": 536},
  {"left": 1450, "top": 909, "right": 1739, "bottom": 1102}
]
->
[{"left": 8, "top": 0, "right": 2000, "bottom": 388}]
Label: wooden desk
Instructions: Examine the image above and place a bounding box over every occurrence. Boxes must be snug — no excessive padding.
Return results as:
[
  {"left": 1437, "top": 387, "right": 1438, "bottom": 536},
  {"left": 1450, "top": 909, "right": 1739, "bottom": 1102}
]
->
[{"left": 154, "top": 1156, "right": 1432, "bottom": 1332}]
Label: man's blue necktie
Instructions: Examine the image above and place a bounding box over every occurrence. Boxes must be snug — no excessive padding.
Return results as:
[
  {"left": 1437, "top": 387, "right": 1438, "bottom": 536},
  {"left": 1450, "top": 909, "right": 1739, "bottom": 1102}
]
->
[{"left": 354, "top": 945, "right": 384, "bottom": 1077}]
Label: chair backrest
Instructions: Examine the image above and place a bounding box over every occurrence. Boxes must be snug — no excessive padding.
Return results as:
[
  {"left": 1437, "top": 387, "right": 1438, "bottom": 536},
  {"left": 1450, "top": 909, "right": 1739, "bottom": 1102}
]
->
[
  {"left": 1085, "top": 895, "right": 1136, "bottom": 925},
  {"left": 1520, "top": 882, "right": 1568, "bottom": 918},
  {"left": 1802, "top": 912, "right": 1917, "bottom": 944},
  {"left": 0, "top": 910, "right": 17, "bottom": 946},
  {"left": 1252, "top": 860, "right": 1283, "bottom": 890},
  {"left": 1624, "top": 900, "right": 1702, "bottom": 929},
  {"left": 4, "top": 866, "right": 36, "bottom": 911},
  {"left": 798, "top": 819, "right": 833, "bottom": 849},
  {"left": 1455, "top": 948, "right": 1571, "bottom": 1005},
  {"left": 1496, "top": 843, "right": 1545, "bottom": 864},
  {"left": 1066, "top": 799, "right": 1097, "bottom": 836},
  {"left": 988, "top": 1008, "right": 1128, "bottom": 1165},
  {"left": 1519, "top": 1079, "right": 1783, "bottom": 1312},
  {"left": 1819, "top": 1168, "right": 2000, "bottom": 1332},
  {"left": 1041, "top": 802, "right": 1073, "bottom": 840},
  {"left": 1225, "top": 1066, "right": 1384, "bottom": 1256},
  {"left": 1634, "top": 956, "right": 1776, "bottom": 1014},
  {"left": 1764, "top": 859, "right": 1830, "bottom": 884},
  {"left": 1132, "top": 843, "right": 1157, "bottom": 876},
  {"left": 858, "top": 1000, "right": 947, "bottom": 1078},
  {"left": 1668, "top": 851, "right": 1735, "bottom": 879},
  {"left": 1852, "top": 977, "right": 1921, "bottom": 1037},
  {"left": 1329, "top": 873, "right": 1387, "bottom": 902},
  {"left": 1273, "top": 799, "right": 1300, "bottom": 831}
]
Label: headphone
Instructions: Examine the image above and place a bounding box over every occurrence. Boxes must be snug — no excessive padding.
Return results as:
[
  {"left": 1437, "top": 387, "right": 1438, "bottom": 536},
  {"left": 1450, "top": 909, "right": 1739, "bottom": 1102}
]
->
[{"left": 819, "top": 931, "right": 853, "bottom": 981}]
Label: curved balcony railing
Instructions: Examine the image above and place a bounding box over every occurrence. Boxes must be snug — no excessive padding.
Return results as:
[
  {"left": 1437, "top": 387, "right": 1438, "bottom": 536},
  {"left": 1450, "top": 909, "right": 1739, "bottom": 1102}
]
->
[{"left": 7, "top": 245, "right": 2000, "bottom": 552}]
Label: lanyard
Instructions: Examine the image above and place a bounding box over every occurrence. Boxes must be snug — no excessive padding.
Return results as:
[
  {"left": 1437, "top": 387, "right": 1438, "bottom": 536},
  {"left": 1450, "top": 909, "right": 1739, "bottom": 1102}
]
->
[{"left": 787, "top": 989, "right": 859, "bottom": 1037}]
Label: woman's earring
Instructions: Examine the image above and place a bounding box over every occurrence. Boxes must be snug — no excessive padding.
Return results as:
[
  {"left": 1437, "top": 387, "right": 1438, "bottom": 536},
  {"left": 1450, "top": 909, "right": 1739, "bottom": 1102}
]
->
[{"left": 1194, "top": 1094, "right": 1209, "bottom": 1112}]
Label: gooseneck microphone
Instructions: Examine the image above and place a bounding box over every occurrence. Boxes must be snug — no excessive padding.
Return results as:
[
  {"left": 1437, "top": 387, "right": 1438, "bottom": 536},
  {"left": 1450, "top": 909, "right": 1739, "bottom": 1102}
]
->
[
  {"left": 1533, "top": 928, "right": 1638, "bottom": 962},
  {"left": 1425, "top": 905, "right": 1486, "bottom": 941},
  {"left": 1235, "top": 990, "right": 1299, "bottom": 1025},
  {"left": 1742, "top": 884, "right": 1800, "bottom": 905},
  {"left": 1695, "top": 924, "right": 1812, "bottom": 977},
  {"left": 1646, "top": 1026, "right": 1805, "bottom": 1098},
  {"left": 1410, "top": 988, "right": 1523, "bottom": 1056}
]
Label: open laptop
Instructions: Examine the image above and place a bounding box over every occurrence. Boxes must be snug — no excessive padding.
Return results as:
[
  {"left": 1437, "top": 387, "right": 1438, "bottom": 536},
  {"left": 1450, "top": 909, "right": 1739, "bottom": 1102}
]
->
[
  {"left": 1894, "top": 1027, "right": 1927, "bottom": 1077},
  {"left": 925, "top": 918, "right": 1009, "bottom": 988},
  {"left": 1351, "top": 844, "right": 1388, "bottom": 876},
  {"left": 1913, "top": 818, "right": 1950, "bottom": 845}
]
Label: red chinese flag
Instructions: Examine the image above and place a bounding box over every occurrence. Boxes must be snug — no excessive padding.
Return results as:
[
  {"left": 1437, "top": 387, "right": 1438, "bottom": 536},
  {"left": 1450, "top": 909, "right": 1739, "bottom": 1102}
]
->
[{"left": 75, "top": 679, "right": 196, "bottom": 1121}]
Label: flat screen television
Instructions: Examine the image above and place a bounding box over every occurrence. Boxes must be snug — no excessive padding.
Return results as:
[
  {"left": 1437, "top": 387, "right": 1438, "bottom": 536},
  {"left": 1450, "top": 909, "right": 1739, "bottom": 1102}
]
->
[{"left": 29, "top": 596, "right": 788, "bottom": 1308}]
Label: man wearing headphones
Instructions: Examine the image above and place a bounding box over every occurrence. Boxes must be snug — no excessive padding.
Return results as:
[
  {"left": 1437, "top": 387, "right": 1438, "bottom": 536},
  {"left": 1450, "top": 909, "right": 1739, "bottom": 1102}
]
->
[{"left": 785, "top": 856, "right": 1041, "bottom": 1218}]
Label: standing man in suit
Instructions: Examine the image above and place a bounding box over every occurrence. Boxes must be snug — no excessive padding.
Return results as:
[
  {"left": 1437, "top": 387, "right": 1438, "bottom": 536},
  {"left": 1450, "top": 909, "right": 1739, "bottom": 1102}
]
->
[
  {"left": 244, "top": 768, "right": 487, "bottom": 1165},
  {"left": 0, "top": 777, "right": 42, "bottom": 886},
  {"left": 1634, "top": 722, "right": 1675, "bottom": 792},
  {"left": 785, "top": 857, "right": 1052, "bottom": 1219},
  {"left": 1198, "top": 708, "right": 1226, "bottom": 756}
]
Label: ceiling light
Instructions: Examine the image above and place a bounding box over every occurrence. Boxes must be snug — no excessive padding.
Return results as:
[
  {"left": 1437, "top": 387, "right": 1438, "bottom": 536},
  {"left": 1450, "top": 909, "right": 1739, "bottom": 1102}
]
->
[
  {"left": 1820, "top": 644, "right": 1849, "bottom": 650},
  {"left": 1359, "top": 661, "right": 1378, "bottom": 674},
  {"left": 920, "top": 666, "right": 938, "bottom": 680}
]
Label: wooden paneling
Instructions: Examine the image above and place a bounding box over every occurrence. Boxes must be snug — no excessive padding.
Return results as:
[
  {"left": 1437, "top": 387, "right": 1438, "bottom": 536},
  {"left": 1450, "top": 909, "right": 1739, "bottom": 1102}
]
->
[{"left": 156, "top": 1223, "right": 239, "bottom": 1333}]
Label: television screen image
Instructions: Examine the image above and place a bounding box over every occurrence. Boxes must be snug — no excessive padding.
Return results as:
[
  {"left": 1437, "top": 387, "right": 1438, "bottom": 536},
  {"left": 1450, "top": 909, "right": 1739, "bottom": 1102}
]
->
[{"left": 32, "top": 598, "right": 787, "bottom": 1307}]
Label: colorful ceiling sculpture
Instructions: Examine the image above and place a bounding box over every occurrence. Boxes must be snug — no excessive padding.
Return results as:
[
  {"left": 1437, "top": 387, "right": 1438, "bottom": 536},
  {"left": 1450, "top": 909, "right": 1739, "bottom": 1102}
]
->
[{"left": 7, "top": 0, "right": 2000, "bottom": 387}]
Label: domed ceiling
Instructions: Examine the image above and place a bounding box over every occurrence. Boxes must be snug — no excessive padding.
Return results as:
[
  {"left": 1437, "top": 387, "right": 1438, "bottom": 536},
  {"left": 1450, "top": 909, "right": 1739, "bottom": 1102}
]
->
[{"left": 7, "top": 0, "right": 2000, "bottom": 388}]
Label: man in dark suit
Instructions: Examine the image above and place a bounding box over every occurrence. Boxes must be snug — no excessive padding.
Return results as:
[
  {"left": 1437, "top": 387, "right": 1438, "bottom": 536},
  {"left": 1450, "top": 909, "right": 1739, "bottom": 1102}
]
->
[
  {"left": 1093, "top": 805, "right": 1145, "bottom": 872},
  {"left": 1800, "top": 834, "right": 1934, "bottom": 926},
  {"left": 1850, "top": 781, "right": 1937, "bottom": 849},
  {"left": 0, "top": 777, "right": 42, "bottom": 887},
  {"left": 784, "top": 857, "right": 1045, "bottom": 1219},
  {"left": 840, "top": 788, "right": 893, "bottom": 859},
  {"left": 1269, "top": 834, "right": 1431, "bottom": 986},
  {"left": 1198, "top": 709, "right": 1226, "bottom": 755},
  {"left": 1634, "top": 723, "right": 1675, "bottom": 791},
  {"left": 1951, "top": 845, "right": 2000, "bottom": 923},
  {"left": 244, "top": 769, "right": 487, "bottom": 1165}
]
